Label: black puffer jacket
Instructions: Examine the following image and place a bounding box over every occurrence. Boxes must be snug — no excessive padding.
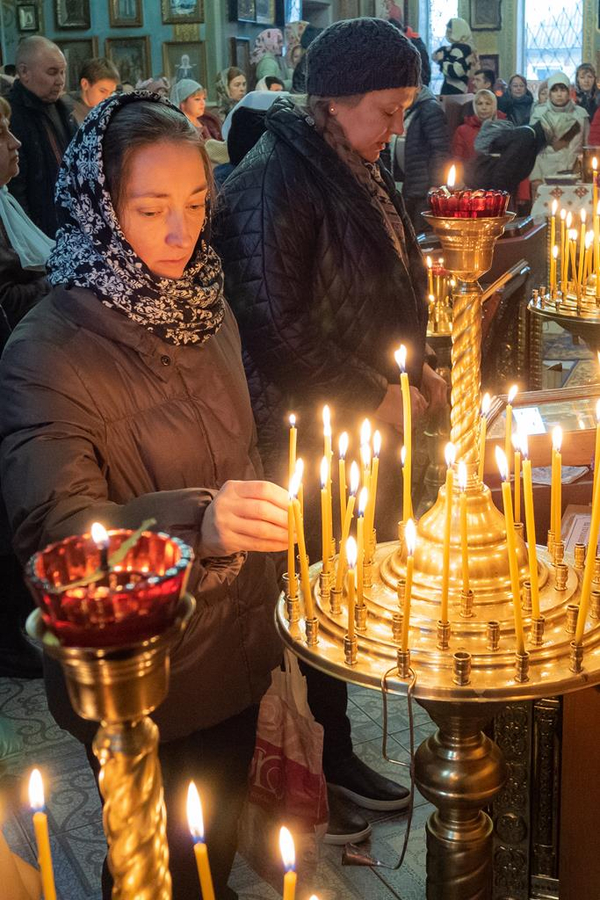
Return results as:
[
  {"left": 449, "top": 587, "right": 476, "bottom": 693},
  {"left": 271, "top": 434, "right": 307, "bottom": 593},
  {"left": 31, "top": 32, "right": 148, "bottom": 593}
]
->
[
  {"left": 401, "top": 87, "right": 451, "bottom": 199},
  {"left": 215, "top": 98, "right": 428, "bottom": 475},
  {"left": 497, "top": 89, "right": 534, "bottom": 126}
]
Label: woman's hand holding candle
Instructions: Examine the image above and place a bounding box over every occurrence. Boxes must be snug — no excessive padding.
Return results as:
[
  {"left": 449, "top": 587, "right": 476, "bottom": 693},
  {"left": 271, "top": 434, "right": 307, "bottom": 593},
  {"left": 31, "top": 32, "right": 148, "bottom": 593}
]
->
[
  {"left": 201, "top": 480, "right": 289, "bottom": 556},
  {"left": 496, "top": 447, "right": 526, "bottom": 655},
  {"left": 187, "top": 782, "right": 215, "bottom": 900}
]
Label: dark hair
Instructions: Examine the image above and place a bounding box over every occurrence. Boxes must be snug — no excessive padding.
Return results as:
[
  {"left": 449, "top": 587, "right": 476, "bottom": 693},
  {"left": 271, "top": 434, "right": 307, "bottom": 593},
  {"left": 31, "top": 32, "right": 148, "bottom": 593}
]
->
[
  {"left": 475, "top": 69, "right": 495, "bottom": 87},
  {"left": 80, "top": 56, "right": 120, "bottom": 85},
  {"left": 226, "top": 67, "right": 245, "bottom": 85},
  {"left": 264, "top": 76, "right": 284, "bottom": 90},
  {"left": 509, "top": 74, "right": 527, "bottom": 90},
  {"left": 3, "top": 64, "right": 16, "bottom": 77},
  {"left": 103, "top": 100, "right": 212, "bottom": 213}
]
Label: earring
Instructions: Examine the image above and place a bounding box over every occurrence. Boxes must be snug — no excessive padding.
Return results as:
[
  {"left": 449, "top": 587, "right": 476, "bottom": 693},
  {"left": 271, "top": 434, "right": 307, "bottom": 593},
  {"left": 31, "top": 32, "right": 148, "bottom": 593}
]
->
[{"left": 329, "top": 107, "right": 336, "bottom": 114}]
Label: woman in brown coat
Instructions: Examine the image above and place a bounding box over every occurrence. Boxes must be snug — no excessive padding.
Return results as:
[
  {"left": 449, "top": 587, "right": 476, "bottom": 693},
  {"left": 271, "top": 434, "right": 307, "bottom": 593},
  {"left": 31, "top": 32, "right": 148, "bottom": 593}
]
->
[{"left": 0, "top": 92, "right": 288, "bottom": 900}]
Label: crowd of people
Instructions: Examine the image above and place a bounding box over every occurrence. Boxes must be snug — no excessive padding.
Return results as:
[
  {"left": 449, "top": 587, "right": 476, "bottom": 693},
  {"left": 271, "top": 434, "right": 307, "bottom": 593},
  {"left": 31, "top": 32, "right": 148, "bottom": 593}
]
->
[{"left": 0, "top": 12, "right": 598, "bottom": 900}]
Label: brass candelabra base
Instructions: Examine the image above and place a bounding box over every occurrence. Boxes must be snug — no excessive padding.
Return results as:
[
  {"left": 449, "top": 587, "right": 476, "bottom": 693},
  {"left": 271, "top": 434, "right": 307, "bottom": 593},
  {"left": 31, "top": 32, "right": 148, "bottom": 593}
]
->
[{"left": 27, "top": 594, "right": 195, "bottom": 900}]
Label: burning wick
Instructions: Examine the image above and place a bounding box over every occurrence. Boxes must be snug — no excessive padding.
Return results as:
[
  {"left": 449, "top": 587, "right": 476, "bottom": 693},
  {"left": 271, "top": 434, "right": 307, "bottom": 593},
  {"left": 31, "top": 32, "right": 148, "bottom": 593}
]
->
[{"left": 91, "top": 522, "right": 110, "bottom": 572}]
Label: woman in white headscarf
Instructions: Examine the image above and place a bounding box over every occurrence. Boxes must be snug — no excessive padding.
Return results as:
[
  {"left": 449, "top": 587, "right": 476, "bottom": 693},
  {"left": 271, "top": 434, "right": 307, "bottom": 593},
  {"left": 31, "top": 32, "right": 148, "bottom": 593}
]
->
[
  {"left": 433, "top": 17, "right": 478, "bottom": 95},
  {"left": 0, "top": 97, "right": 53, "bottom": 335}
]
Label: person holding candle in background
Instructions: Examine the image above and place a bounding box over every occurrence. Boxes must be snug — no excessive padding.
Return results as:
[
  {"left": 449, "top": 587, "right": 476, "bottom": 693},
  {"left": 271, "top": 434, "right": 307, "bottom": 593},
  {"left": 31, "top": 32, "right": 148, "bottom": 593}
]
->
[
  {"left": 0, "top": 92, "right": 290, "bottom": 899},
  {"left": 216, "top": 17, "right": 447, "bottom": 843}
]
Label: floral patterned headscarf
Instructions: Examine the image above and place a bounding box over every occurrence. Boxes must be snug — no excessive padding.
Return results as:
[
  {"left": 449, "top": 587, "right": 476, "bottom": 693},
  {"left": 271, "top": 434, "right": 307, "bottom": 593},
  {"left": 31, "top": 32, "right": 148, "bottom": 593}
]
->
[
  {"left": 47, "top": 91, "right": 224, "bottom": 347},
  {"left": 250, "top": 29, "right": 284, "bottom": 66}
]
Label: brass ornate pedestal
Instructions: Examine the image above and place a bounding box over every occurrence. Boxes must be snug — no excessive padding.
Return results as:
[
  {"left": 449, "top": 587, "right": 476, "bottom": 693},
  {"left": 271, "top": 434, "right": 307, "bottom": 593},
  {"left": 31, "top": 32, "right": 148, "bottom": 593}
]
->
[
  {"left": 277, "top": 213, "right": 600, "bottom": 899},
  {"left": 27, "top": 594, "right": 195, "bottom": 900}
]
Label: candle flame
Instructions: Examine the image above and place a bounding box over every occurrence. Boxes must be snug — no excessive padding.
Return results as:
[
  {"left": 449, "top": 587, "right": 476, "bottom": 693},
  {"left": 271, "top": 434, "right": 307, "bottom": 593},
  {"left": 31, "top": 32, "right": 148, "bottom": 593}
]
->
[
  {"left": 360, "top": 418, "right": 371, "bottom": 447},
  {"left": 551, "top": 198, "right": 558, "bottom": 215},
  {"left": 339, "top": 432, "right": 349, "bottom": 459},
  {"left": 346, "top": 535, "right": 357, "bottom": 569},
  {"left": 322, "top": 405, "right": 331, "bottom": 436},
  {"left": 447, "top": 164, "right": 456, "bottom": 188},
  {"left": 400, "top": 445, "right": 406, "bottom": 466},
  {"left": 358, "top": 486, "right": 368, "bottom": 516},
  {"left": 360, "top": 443, "right": 371, "bottom": 470},
  {"left": 481, "top": 392, "right": 491, "bottom": 416},
  {"left": 289, "top": 413, "right": 296, "bottom": 427},
  {"left": 507, "top": 384, "right": 518, "bottom": 404},
  {"left": 28, "top": 769, "right": 45, "bottom": 812},
  {"left": 289, "top": 473, "right": 300, "bottom": 500},
  {"left": 444, "top": 442, "right": 456, "bottom": 468},
  {"left": 569, "top": 228, "right": 578, "bottom": 241},
  {"left": 439, "top": 257, "right": 444, "bottom": 266},
  {"left": 495, "top": 446, "right": 508, "bottom": 482},
  {"left": 594, "top": 156, "right": 598, "bottom": 171},
  {"left": 373, "top": 430, "right": 381, "bottom": 457},
  {"left": 320, "top": 456, "right": 328, "bottom": 489},
  {"left": 552, "top": 425, "right": 562, "bottom": 452},
  {"left": 586, "top": 231, "right": 594, "bottom": 249},
  {"left": 566, "top": 211, "right": 572, "bottom": 228},
  {"left": 294, "top": 458, "right": 304, "bottom": 482},
  {"left": 560, "top": 207, "right": 566, "bottom": 221},
  {"left": 349, "top": 460, "right": 359, "bottom": 495},
  {"left": 186, "top": 781, "right": 205, "bottom": 841},
  {"left": 428, "top": 293, "right": 435, "bottom": 303},
  {"left": 596, "top": 398, "right": 600, "bottom": 423},
  {"left": 91, "top": 522, "right": 109, "bottom": 547},
  {"left": 405, "top": 517, "right": 416, "bottom": 555},
  {"left": 279, "top": 826, "right": 295, "bottom": 872},
  {"left": 520, "top": 431, "right": 529, "bottom": 459},
  {"left": 552, "top": 244, "right": 559, "bottom": 258},
  {"left": 581, "top": 208, "right": 587, "bottom": 224},
  {"left": 458, "top": 460, "right": 467, "bottom": 492},
  {"left": 394, "top": 344, "right": 407, "bottom": 372},
  {"left": 426, "top": 255, "right": 432, "bottom": 269}
]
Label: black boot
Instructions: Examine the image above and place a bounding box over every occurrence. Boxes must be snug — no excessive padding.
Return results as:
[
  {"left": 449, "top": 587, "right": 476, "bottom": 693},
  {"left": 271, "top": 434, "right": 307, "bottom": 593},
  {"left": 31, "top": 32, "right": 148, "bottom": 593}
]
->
[
  {"left": 327, "top": 754, "right": 410, "bottom": 812},
  {"left": 324, "top": 787, "right": 372, "bottom": 845}
]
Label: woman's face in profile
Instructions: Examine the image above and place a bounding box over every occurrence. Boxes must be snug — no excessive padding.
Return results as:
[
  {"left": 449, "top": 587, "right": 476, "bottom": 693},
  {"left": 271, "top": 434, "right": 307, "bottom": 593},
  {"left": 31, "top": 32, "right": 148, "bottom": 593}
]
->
[
  {"left": 333, "top": 86, "right": 419, "bottom": 163},
  {"left": 0, "top": 115, "right": 20, "bottom": 187},
  {"left": 118, "top": 140, "right": 208, "bottom": 279}
]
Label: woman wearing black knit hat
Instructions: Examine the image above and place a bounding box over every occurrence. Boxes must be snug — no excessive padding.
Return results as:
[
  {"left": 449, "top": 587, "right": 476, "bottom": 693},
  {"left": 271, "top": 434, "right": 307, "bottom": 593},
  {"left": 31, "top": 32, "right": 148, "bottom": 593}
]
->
[{"left": 216, "top": 17, "right": 447, "bottom": 845}]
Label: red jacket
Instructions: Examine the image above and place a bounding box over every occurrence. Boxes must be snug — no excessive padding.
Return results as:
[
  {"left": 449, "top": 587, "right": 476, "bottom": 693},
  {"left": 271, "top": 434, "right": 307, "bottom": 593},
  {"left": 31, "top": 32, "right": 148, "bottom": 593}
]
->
[
  {"left": 589, "top": 106, "right": 600, "bottom": 146},
  {"left": 452, "top": 112, "right": 507, "bottom": 162}
]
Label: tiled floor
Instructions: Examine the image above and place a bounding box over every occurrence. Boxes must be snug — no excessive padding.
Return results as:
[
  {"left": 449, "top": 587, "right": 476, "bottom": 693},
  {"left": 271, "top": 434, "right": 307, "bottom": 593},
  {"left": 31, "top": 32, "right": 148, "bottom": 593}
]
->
[{"left": 0, "top": 675, "right": 435, "bottom": 899}]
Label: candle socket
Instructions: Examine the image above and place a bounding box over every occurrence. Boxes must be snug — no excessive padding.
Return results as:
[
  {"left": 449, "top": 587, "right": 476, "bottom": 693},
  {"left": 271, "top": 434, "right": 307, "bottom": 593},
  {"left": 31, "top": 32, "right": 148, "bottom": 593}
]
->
[
  {"left": 553, "top": 540, "right": 565, "bottom": 566},
  {"left": 565, "top": 603, "right": 579, "bottom": 634},
  {"left": 437, "top": 619, "right": 451, "bottom": 650},
  {"left": 593, "top": 556, "right": 600, "bottom": 581},
  {"left": 329, "top": 587, "right": 342, "bottom": 616},
  {"left": 396, "top": 648, "right": 411, "bottom": 679},
  {"left": 452, "top": 650, "right": 472, "bottom": 686},
  {"left": 330, "top": 538, "right": 337, "bottom": 560},
  {"left": 569, "top": 640, "right": 584, "bottom": 674},
  {"left": 304, "top": 616, "right": 319, "bottom": 646},
  {"left": 355, "top": 603, "right": 367, "bottom": 633},
  {"left": 319, "top": 570, "right": 331, "bottom": 606},
  {"left": 555, "top": 563, "right": 568, "bottom": 592},
  {"left": 514, "top": 650, "right": 530, "bottom": 683},
  {"left": 574, "top": 542, "right": 586, "bottom": 569},
  {"left": 344, "top": 634, "right": 358, "bottom": 666},
  {"left": 547, "top": 530, "right": 555, "bottom": 555},
  {"left": 392, "top": 612, "right": 403, "bottom": 642},
  {"left": 514, "top": 522, "right": 524, "bottom": 539},
  {"left": 591, "top": 589, "right": 600, "bottom": 619},
  {"left": 396, "top": 577, "right": 406, "bottom": 605},
  {"left": 487, "top": 620, "right": 500, "bottom": 651},
  {"left": 460, "top": 589, "right": 474, "bottom": 618},
  {"left": 522, "top": 580, "right": 532, "bottom": 613},
  {"left": 530, "top": 615, "right": 545, "bottom": 646},
  {"left": 363, "top": 560, "right": 373, "bottom": 589}
]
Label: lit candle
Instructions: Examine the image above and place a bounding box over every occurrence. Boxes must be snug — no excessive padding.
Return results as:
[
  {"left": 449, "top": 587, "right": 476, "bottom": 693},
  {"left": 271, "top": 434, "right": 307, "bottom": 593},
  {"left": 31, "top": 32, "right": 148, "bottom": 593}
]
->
[
  {"left": 560, "top": 208, "right": 567, "bottom": 291},
  {"left": 91, "top": 521, "right": 109, "bottom": 572},
  {"left": 346, "top": 535, "right": 357, "bottom": 640},
  {"left": 400, "top": 518, "right": 416, "bottom": 652},
  {"left": 360, "top": 419, "right": 371, "bottom": 498},
  {"left": 584, "top": 230, "right": 594, "bottom": 283},
  {"left": 335, "top": 461, "right": 359, "bottom": 593},
  {"left": 520, "top": 433, "right": 540, "bottom": 619},
  {"left": 28, "top": 769, "right": 57, "bottom": 900},
  {"left": 320, "top": 457, "right": 330, "bottom": 574},
  {"left": 551, "top": 426, "right": 562, "bottom": 545},
  {"left": 187, "top": 782, "right": 215, "bottom": 900},
  {"left": 280, "top": 827, "right": 297, "bottom": 900},
  {"left": 592, "top": 398, "right": 600, "bottom": 510},
  {"left": 288, "top": 414, "right": 297, "bottom": 483},
  {"left": 323, "top": 405, "right": 333, "bottom": 548},
  {"left": 512, "top": 432, "right": 521, "bottom": 525},
  {"left": 578, "top": 209, "right": 587, "bottom": 291},
  {"left": 575, "top": 477, "right": 600, "bottom": 644},
  {"left": 550, "top": 198, "right": 557, "bottom": 261},
  {"left": 569, "top": 227, "right": 577, "bottom": 289},
  {"left": 593, "top": 156, "right": 598, "bottom": 213},
  {"left": 338, "top": 432, "right": 348, "bottom": 538},
  {"left": 294, "top": 457, "right": 304, "bottom": 517},
  {"left": 287, "top": 477, "right": 298, "bottom": 599},
  {"left": 291, "top": 467, "right": 315, "bottom": 620},
  {"left": 495, "top": 447, "right": 526, "bottom": 655},
  {"left": 365, "top": 430, "right": 381, "bottom": 560},
  {"left": 550, "top": 245, "right": 558, "bottom": 295},
  {"left": 458, "top": 461, "right": 470, "bottom": 595},
  {"left": 440, "top": 442, "right": 455, "bottom": 624},
  {"left": 447, "top": 164, "right": 456, "bottom": 189},
  {"left": 395, "top": 345, "right": 412, "bottom": 523},
  {"left": 426, "top": 255, "right": 434, "bottom": 297},
  {"left": 478, "top": 392, "right": 491, "bottom": 483},
  {"left": 504, "top": 385, "right": 518, "bottom": 478},
  {"left": 356, "top": 487, "right": 367, "bottom": 605},
  {"left": 596, "top": 202, "right": 600, "bottom": 298}
]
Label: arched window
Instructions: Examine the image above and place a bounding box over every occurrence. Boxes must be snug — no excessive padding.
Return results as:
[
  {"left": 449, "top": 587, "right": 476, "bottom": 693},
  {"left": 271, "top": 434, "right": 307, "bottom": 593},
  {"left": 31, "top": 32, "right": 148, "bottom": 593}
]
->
[
  {"left": 423, "top": 0, "right": 459, "bottom": 93},
  {"left": 520, "top": 0, "right": 583, "bottom": 83}
]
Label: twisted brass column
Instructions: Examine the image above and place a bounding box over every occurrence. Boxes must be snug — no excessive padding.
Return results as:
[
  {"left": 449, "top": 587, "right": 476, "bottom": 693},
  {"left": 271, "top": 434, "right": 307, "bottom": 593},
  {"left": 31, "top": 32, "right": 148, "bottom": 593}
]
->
[{"left": 450, "top": 281, "right": 482, "bottom": 466}]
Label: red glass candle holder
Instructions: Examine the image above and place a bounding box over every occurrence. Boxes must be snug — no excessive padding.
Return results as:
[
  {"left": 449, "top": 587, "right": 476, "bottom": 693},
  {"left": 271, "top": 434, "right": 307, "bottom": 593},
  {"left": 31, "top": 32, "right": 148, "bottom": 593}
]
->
[
  {"left": 427, "top": 187, "right": 509, "bottom": 218},
  {"left": 25, "top": 529, "right": 193, "bottom": 647}
]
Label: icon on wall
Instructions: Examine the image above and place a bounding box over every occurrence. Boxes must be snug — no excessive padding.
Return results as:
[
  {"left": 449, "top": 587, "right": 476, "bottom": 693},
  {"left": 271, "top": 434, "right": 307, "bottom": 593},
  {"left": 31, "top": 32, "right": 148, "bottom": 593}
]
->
[
  {"left": 105, "top": 37, "right": 151, "bottom": 87},
  {"left": 17, "top": 4, "right": 40, "bottom": 32},
  {"left": 162, "top": 41, "right": 207, "bottom": 86},
  {"left": 109, "top": 0, "right": 144, "bottom": 28},
  {"left": 161, "top": 0, "right": 204, "bottom": 24},
  {"left": 54, "top": 0, "right": 91, "bottom": 29}
]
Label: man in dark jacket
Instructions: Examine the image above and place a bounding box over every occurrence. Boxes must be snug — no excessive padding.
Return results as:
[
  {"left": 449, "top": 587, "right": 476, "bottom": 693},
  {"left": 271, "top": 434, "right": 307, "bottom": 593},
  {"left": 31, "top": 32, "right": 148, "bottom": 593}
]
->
[
  {"left": 398, "top": 85, "right": 451, "bottom": 232},
  {"left": 8, "top": 36, "right": 76, "bottom": 236}
]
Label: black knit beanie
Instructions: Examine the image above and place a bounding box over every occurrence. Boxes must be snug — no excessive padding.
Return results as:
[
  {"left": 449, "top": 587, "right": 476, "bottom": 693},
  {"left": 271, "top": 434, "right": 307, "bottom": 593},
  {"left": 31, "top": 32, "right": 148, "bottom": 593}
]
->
[{"left": 306, "top": 17, "right": 421, "bottom": 98}]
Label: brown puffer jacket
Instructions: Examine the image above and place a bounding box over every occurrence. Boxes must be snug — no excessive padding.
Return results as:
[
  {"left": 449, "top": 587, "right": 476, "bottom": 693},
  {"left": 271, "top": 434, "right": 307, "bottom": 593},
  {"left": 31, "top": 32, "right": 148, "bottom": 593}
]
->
[{"left": 0, "top": 285, "right": 282, "bottom": 743}]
